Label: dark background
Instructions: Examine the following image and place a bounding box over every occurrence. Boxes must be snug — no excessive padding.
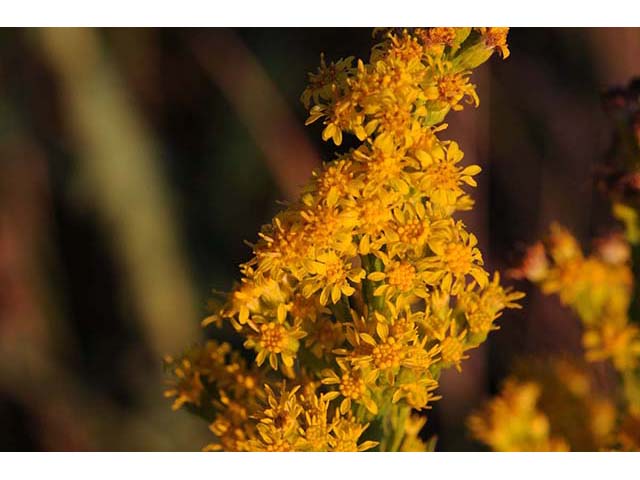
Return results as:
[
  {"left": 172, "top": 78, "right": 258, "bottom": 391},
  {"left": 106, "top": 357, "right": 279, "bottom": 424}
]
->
[{"left": 0, "top": 27, "right": 638, "bottom": 450}]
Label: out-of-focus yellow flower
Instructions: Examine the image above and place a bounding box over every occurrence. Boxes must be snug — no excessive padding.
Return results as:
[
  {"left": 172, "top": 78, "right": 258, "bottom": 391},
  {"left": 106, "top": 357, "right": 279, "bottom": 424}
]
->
[
  {"left": 468, "top": 379, "right": 569, "bottom": 452},
  {"left": 469, "top": 358, "right": 618, "bottom": 452},
  {"left": 531, "top": 359, "right": 617, "bottom": 450},
  {"left": 511, "top": 223, "right": 639, "bottom": 371},
  {"left": 164, "top": 341, "right": 232, "bottom": 410}
]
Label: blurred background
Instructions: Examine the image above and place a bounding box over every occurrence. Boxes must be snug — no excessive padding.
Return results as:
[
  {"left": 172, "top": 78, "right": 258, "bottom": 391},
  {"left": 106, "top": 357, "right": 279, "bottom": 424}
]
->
[{"left": 0, "top": 27, "right": 639, "bottom": 451}]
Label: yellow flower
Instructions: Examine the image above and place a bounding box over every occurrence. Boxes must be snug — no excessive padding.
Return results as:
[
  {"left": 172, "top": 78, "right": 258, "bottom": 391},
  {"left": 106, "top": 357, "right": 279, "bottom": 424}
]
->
[
  {"left": 302, "top": 251, "right": 365, "bottom": 305},
  {"left": 479, "top": 27, "right": 510, "bottom": 59},
  {"left": 368, "top": 254, "right": 430, "bottom": 303},
  {"left": 297, "top": 391, "right": 333, "bottom": 451},
  {"left": 163, "top": 341, "right": 232, "bottom": 410},
  {"left": 439, "top": 324, "right": 470, "bottom": 372},
  {"left": 347, "top": 319, "right": 421, "bottom": 386},
  {"left": 514, "top": 224, "right": 639, "bottom": 372},
  {"left": 413, "top": 141, "right": 481, "bottom": 213},
  {"left": 468, "top": 379, "right": 569, "bottom": 452},
  {"left": 308, "top": 158, "right": 362, "bottom": 208},
  {"left": 244, "top": 316, "right": 307, "bottom": 370},
  {"left": 322, "top": 360, "right": 379, "bottom": 415},
  {"left": 254, "top": 214, "right": 308, "bottom": 277},
  {"left": 427, "top": 225, "right": 488, "bottom": 293},
  {"left": 301, "top": 53, "right": 354, "bottom": 109},
  {"left": 163, "top": 358, "right": 204, "bottom": 411},
  {"left": 329, "top": 417, "right": 378, "bottom": 452},
  {"left": 416, "top": 27, "right": 458, "bottom": 55},
  {"left": 299, "top": 204, "right": 358, "bottom": 256},
  {"left": 458, "top": 273, "right": 525, "bottom": 340},
  {"left": 428, "top": 60, "right": 480, "bottom": 112},
  {"left": 392, "top": 375, "right": 440, "bottom": 410}
]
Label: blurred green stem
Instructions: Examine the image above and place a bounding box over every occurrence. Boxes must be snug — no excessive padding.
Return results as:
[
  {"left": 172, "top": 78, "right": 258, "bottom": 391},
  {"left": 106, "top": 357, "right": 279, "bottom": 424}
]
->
[{"left": 36, "top": 28, "right": 200, "bottom": 357}]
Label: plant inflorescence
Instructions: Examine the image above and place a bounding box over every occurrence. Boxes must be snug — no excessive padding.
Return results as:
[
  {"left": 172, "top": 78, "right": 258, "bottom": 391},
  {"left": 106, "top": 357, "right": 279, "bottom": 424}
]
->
[{"left": 165, "top": 27, "right": 520, "bottom": 452}]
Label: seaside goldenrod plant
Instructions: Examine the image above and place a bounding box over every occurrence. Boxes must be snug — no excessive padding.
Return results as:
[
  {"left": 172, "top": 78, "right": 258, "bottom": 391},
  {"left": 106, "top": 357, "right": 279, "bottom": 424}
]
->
[
  {"left": 165, "top": 27, "right": 522, "bottom": 452},
  {"left": 469, "top": 79, "right": 640, "bottom": 452}
]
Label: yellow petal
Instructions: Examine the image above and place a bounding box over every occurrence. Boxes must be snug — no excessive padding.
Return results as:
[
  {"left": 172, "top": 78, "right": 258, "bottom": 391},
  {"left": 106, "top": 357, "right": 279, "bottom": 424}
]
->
[
  {"left": 363, "top": 396, "right": 378, "bottom": 415},
  {"left": 331, "top": 284, "right": 342, "bottom": 304},
  {"left": 277, "top": 304, "right": 287, "bottom": 323},
  {"left": 367, "top": 272, "right": 386, "bottom": 282}
]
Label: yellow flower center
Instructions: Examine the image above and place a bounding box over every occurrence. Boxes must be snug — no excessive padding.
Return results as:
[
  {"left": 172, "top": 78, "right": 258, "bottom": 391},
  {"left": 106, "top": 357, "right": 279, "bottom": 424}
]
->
[
  {"left": 428, "top": 162, "right": 458, "bottom": 191},
  {"left": 397, "top": 219, "right": 429, "bottom": 245},
  {"left": 379, "top": 103, "right": 412, "bottom": 139},
  {"left": 324, "top": 258, "right": 347, "bottom": 284},
  {"left": 303, "top": 207, "right": 341, "bottom": 247},
  {"left": 372, "top": 337, "right": 403, "bottom": 369},
  {"left": 467, "top": 311, "right": 493, "bottom": 335},
  {"left": 387, "top": 262, "right": 416, "bottom": 291},
  {"left": 420, "top": 27, "right": 456, "bottom": 47},
  {"left": 318, "top": 162, "right": 353, "bottom": 197},
  {"left": 360, "top": 201, "right": 390, "bottom": 234},
  {"left": 443, "top": 242, "right": 473, "bottom": 275},
  {"left": 388, "top": 35, "right": 424, "bottom": 63},
  {"left": 339, "top": 373, "right": 366, "bottom": 400},
  {"left": 390, "top": 317, "right": 414, "bottom": 337},
  {"left": 437, "top": 74, "right": 467, "bottom": 105},
  {"left": 305, "top": 424, "right": 329, "bottom": 447},
  {"left": 259, "top": 323, "right": 288, "bottom": 353},
  {"left": 366, "top": 150, "right": 403, "bottom": 182}
]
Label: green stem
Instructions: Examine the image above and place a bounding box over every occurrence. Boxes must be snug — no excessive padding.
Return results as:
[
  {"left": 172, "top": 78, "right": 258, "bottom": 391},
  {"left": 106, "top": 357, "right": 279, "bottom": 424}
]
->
[
  {"left": 364, "top": 401, "right": 410, "bottom": 452},
  {"left": 360, "top": 254, "right": 386, "bottom": 317},
  {"left": 389, "top": 405, "right": 410, "bottom": 452}
]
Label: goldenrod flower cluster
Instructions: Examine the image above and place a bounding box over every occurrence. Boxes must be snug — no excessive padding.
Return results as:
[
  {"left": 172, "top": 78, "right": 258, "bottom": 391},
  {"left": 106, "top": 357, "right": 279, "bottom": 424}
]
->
[
  {"left": 511, "top": 224, "right": 640, "bottom": 372},
  {"left": 469, "top": 358, "right": 617, "bottom": 451},
  {"left": 468, "top": 379, "right": 569, "bottom": 452},
  {"left": 502, "top": 225, "right": 640, "bottom": 449},
  {"left": 165, "top": 27, "right": 520, "bottom": 452}
]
